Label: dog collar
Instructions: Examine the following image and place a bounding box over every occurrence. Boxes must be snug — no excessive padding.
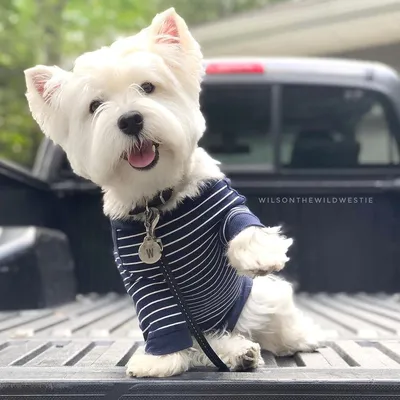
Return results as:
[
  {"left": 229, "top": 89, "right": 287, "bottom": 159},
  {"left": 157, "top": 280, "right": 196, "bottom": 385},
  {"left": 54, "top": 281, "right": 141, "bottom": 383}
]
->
[{"left": 129, "top": 188, "right": 173, "bottom": 215}]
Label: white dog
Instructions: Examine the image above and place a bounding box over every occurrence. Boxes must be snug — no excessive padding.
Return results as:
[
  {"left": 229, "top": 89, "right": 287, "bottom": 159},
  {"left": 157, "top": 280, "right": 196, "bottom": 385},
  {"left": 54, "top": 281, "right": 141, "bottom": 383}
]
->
[{"left": 24, "top": 8, "right": 319, "bottom": 377}]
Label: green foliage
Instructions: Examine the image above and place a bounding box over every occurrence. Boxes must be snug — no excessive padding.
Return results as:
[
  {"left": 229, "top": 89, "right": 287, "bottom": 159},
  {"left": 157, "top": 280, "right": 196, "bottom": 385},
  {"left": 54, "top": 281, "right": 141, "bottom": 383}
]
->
[{"left": 0, "top": 0, "right": 284, "bottom": 168}]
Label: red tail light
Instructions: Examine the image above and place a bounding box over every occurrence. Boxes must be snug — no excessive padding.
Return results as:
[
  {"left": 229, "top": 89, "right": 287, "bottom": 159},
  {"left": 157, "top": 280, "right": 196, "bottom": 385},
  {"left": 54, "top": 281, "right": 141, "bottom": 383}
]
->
[{"left": 206, "top": 62, "right": 264, "bottom": 75}]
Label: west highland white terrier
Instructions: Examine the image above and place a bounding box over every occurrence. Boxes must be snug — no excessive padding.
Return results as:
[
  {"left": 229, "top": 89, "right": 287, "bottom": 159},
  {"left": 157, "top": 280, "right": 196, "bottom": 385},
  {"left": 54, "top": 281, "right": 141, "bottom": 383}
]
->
[{"left": 24, "top": 8, "right": 319, "bottom": 377}]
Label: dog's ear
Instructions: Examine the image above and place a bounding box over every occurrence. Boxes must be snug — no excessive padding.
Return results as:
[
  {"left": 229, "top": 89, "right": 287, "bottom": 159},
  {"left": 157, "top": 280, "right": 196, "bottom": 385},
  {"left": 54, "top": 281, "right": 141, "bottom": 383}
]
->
[
  {"left": 153, "top": 8, "right": 180, "bottom": 45},
  {"left": 149, "top": 8, "right": 203, "bottom": 87},
  {"left": 150, "top": 8, "right": 180, "bottom": 43},
  {"left": 24, "top": 65, "right": 70, "bottom": 143},
  {"left": 24, "top": 65, "right": 66, "bottom": 104},
  {"left": 150, "top": 8, "right": 200, "bottom": 54}
]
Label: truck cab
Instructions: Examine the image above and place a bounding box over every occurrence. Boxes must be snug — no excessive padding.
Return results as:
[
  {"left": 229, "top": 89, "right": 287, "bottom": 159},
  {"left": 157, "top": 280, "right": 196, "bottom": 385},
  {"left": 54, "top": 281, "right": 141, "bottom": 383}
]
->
[{"left": 29, "top": 57, "right": 400, "bottom": 292}]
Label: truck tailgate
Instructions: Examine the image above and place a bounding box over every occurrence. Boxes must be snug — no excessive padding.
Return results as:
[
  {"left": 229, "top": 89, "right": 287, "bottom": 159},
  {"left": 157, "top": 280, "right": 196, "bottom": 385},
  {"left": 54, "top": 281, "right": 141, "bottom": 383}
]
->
[{"left": 1, "top": 293, "right": 400, "bottom": 399}]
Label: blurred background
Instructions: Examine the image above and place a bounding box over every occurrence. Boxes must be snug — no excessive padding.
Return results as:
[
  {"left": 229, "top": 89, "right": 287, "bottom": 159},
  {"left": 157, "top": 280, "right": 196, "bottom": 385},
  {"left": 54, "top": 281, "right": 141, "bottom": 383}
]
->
[{"left": 0, "top": 0, "right": 399, "bottom": 168}]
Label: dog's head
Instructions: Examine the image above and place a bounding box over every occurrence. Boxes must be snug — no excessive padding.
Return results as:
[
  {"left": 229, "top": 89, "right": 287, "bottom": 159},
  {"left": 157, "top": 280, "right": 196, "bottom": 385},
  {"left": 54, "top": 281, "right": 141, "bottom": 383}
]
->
[{"left": 25, "top": 8, "right": 205, "bottom": 197}]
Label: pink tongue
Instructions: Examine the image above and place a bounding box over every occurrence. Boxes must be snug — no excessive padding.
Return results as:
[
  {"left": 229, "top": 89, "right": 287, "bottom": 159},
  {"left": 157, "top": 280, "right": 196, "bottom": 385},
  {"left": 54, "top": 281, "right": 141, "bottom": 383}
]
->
[{"left": 127, "top": 141, "right": 156, "bottom": 168}]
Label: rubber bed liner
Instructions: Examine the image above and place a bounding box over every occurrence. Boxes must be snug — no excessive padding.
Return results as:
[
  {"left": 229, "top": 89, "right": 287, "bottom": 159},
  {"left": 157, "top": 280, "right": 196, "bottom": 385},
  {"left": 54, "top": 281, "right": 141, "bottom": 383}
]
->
[{"left": 1, "top": 293, "right": 400, "bottom": 399}]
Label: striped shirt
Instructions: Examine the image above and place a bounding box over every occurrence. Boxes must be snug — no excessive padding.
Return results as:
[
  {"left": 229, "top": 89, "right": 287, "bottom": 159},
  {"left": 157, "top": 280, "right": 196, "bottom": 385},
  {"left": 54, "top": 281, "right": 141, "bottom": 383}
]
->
[{"left": 110, "top": 179, "right": 264, "bottom": 355}]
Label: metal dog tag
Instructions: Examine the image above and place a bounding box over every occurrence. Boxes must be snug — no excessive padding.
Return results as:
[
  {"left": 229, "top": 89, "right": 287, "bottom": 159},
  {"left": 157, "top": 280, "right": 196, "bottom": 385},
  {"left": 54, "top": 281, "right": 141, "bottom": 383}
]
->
[
  {"left": 138, "top": 204, "right": 163, "bottom": 264},
  {"left": 139, "top": 237, "right": 162, "bottom": 264}
]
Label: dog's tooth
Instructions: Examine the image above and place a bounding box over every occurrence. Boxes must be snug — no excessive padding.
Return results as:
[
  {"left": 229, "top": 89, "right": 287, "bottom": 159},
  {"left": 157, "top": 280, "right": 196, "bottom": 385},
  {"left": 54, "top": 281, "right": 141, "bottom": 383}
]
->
[{"left": 152, "top": 144, "right": 156, "bottom": 152}]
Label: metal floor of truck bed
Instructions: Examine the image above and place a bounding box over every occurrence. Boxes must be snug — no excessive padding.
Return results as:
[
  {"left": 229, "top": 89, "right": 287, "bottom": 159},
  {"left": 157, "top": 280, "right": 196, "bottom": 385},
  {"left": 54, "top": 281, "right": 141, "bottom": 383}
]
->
[{"left": 1, "top": 293, "right": 400, "bottom": 399}]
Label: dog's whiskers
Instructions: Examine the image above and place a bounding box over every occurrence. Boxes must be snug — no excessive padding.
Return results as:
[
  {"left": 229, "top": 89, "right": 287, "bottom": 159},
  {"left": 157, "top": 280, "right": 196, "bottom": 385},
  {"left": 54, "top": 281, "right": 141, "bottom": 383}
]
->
[{"left": 128, "top": 83, "right": 143, "bottom": 97}]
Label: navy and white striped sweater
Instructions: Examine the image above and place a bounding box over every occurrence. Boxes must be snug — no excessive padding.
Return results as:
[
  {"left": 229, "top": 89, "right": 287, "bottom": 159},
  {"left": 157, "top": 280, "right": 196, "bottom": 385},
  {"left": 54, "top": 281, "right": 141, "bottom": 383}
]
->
[{"left": 111, "top": 179, "right": 264, "bottom": 355}]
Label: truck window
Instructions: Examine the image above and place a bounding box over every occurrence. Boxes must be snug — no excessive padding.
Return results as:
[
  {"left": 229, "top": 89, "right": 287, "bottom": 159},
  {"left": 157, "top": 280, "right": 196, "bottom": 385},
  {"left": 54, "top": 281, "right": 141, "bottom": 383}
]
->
[
  {"left": 281, "top": 85, "right": 400, "bottom": 168},
  {"left": 199, "top": 84, "right": 272, "bottom": 166}
]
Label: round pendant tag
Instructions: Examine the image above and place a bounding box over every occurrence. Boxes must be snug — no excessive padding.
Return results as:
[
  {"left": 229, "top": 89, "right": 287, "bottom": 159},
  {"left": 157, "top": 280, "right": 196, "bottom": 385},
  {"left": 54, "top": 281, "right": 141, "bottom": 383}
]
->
[{"left": 139, "top": 238, "right": 162, "bottom": 264}]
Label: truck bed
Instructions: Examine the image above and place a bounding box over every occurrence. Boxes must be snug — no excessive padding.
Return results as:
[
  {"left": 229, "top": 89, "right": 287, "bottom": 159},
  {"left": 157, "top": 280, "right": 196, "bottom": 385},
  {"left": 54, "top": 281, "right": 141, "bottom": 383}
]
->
[{"left": 1, "top": 293, "right": 400, "bottom": 399}]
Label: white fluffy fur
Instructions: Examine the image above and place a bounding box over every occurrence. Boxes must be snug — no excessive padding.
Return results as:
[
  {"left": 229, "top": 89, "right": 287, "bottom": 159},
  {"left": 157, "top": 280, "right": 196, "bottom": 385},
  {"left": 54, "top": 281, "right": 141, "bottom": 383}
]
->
[
  {"left": 227, "top": 226, "right": 293, "bottom": 276},
  {"left": 24, "top": 8, "right": 320, "bottom": 378}
]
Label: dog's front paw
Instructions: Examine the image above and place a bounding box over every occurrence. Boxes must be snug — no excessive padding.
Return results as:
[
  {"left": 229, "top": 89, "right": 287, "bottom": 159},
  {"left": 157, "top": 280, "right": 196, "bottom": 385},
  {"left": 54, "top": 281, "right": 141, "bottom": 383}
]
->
[
  {"left": 126, "top": 349, "right": 190, "bottom": 378},
  {"left": 222, "top": 340, "right": 262, "bottom": 371},
  {"left": 227, "top": 226, "right": 293, "bottom": 276}
]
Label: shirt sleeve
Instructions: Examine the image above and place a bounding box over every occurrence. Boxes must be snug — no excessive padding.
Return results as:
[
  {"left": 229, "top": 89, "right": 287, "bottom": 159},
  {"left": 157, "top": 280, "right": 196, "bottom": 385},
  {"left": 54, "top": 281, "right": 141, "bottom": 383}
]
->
[
  {"left": 146, "top": 317, "right": 193, "bottom": 356},
  {"left": 128, "top": 277, "right": 193, "bottom": 356},
  {"left": 113, "top": 257, "right": 193, "bottom": 355},
  {"left": 221, "top": 205, "right": 265, "bottom": 244}
]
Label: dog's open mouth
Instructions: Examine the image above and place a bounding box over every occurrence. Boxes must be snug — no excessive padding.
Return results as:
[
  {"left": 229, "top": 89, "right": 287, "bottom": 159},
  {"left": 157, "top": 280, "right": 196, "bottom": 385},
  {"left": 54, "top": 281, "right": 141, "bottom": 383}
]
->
[{"left": 123, "top": 140, "right": 159, "bottom": 170}]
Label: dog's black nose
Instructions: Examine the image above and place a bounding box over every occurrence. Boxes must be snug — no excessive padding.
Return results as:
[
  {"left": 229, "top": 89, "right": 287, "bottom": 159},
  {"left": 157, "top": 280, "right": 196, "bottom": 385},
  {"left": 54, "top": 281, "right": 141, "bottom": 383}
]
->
[{"left": 118, "top": 112, "right": 143, "bottom": 136}]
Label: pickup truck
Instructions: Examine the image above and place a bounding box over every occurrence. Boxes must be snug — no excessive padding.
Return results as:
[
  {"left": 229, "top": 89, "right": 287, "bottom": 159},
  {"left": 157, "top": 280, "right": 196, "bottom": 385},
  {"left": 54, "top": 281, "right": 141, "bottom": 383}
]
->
[{"left": 0, "top": 57, "right": 400, "bottom": 399}]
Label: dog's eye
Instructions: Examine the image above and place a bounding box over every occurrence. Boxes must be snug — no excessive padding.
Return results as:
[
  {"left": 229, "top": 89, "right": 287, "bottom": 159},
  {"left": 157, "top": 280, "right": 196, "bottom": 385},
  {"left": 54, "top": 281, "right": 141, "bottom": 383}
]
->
[
  {"left": 89, "top": 100, "right": 102, "bottom": 114},
  {"left": 141, "top": 82, "right": 155, "bottom": 94}
]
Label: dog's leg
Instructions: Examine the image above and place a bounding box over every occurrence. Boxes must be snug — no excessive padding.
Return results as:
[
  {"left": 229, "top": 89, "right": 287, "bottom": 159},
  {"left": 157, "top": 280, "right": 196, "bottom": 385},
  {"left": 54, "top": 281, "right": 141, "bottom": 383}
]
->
[
  {"left": 191, "top": 333, "right": 263, "bottom": 370},
  {"left": 126, "top": 347, "right": 192, "bottom": 378},
  {"left": 235, "top": 275, "right": 321, "bottom": 356},
  {"left": 126, "top": 333, "right": 263, "bottom": 376},
  {"left": 227, "top": 226, "right": 293, "bottom": 276}
]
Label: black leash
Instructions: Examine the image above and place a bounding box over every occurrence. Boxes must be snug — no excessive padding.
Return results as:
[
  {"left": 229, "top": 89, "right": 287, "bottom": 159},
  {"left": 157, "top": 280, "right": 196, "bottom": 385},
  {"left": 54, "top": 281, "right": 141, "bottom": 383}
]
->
[{"left": 159, "top": 253, "right": 230, "bottom": 371}]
